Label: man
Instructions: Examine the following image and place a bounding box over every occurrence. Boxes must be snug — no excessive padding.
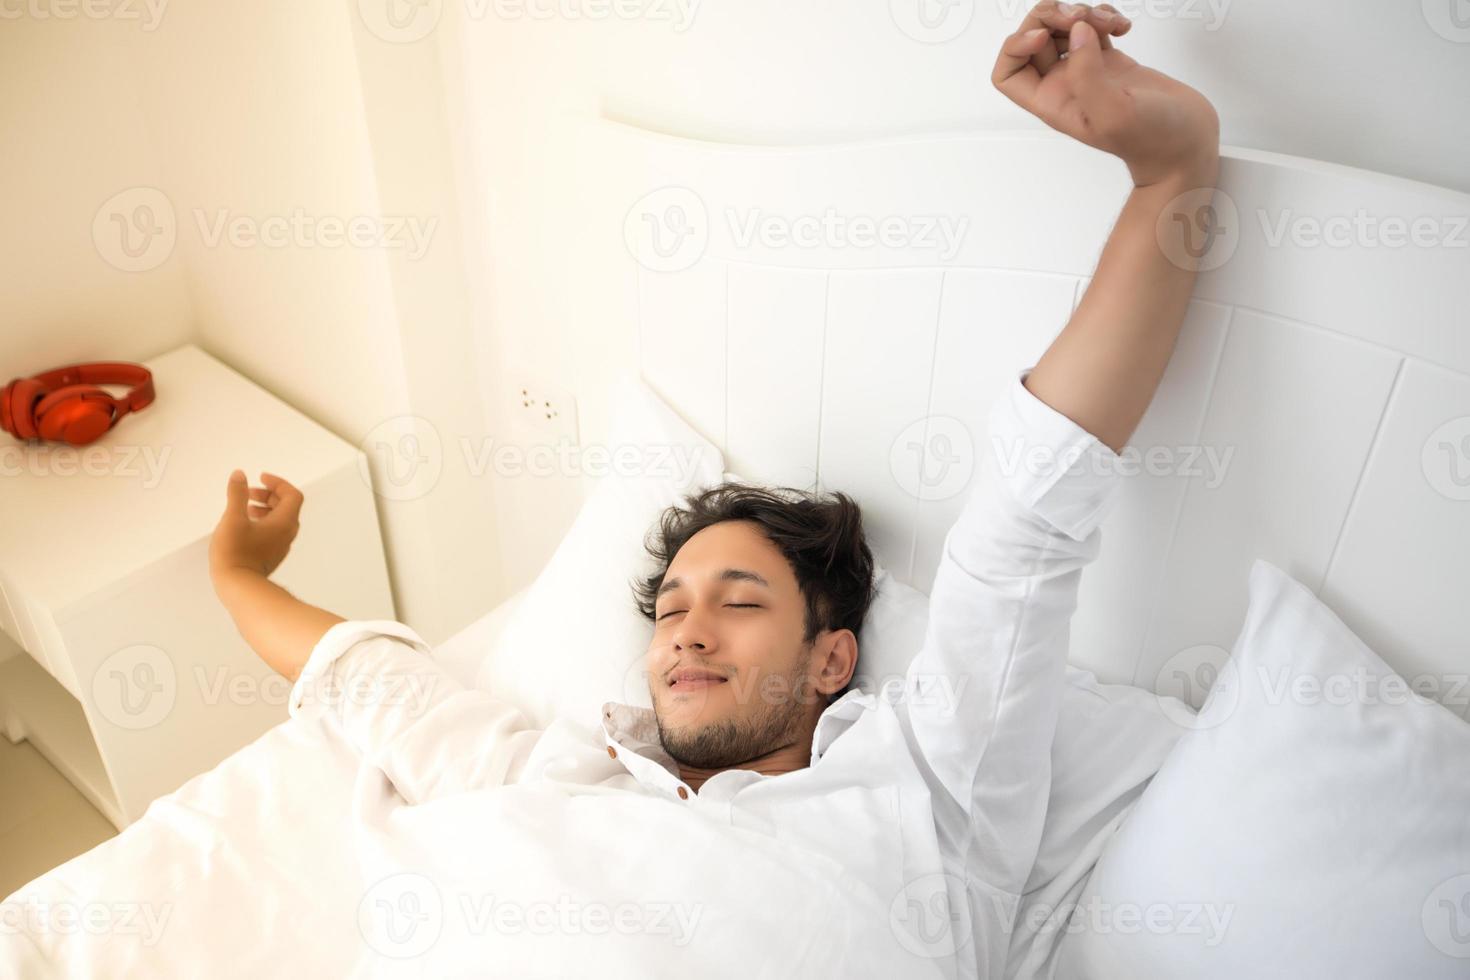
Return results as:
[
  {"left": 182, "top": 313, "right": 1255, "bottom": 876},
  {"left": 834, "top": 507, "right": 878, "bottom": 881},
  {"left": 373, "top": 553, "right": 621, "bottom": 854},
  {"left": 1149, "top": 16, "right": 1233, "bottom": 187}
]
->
[{"left": 209, "top": 4, "right": 1220, "bottom": 975}]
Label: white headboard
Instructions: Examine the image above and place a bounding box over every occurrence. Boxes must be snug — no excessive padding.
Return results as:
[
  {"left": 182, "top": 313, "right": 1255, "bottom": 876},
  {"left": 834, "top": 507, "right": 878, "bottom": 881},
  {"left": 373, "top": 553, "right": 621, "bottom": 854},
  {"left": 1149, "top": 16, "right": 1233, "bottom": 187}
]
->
[{"left": 544, "top": 116, "right": 1470, "bottom": 719}]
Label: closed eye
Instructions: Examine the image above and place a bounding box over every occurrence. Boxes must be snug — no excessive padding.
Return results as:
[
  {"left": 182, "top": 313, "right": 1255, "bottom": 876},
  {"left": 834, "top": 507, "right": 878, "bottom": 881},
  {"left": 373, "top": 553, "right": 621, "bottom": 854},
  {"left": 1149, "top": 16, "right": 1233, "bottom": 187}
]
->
[{"left": 657, "top": 603, "right": 761, "bottom": 621}]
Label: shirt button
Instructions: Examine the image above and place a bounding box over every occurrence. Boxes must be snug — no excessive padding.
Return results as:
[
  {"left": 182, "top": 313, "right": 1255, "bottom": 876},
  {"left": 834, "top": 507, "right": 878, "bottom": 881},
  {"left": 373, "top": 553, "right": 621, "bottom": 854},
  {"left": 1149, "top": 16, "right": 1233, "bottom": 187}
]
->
[
  {"left": 677, "top": 786, "right": 689, "bottom": 800},
  {"left": 606, "top": 746, "right": 617, "bottom": 759}
]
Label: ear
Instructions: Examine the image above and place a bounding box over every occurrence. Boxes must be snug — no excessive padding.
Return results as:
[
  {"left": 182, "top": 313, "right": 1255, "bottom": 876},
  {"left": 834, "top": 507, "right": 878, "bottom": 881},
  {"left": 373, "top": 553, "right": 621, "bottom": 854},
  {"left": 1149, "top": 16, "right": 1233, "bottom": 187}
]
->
[{"left": 812, "top": 628, "right": 859, "bottom": 697}]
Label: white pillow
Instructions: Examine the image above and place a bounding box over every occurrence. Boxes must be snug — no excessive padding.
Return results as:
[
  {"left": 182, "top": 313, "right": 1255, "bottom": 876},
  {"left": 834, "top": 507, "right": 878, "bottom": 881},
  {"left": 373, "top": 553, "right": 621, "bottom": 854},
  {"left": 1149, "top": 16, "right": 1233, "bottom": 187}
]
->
[
  {"left": 1054, "top": 559, "right": 1470, "bottom": 979},
  {"left": 469, "top": 371, "right": 726, "bottom": 728},
  {"left": 431, "top": 586, "right": 526, "bottom": 691}
]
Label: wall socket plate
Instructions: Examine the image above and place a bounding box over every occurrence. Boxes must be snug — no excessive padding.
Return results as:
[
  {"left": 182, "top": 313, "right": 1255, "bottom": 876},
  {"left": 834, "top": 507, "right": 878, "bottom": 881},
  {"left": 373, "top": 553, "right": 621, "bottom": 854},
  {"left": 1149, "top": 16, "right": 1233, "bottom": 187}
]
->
[{"left": 511, "top": 378, "right": 579, "bottom": 445}]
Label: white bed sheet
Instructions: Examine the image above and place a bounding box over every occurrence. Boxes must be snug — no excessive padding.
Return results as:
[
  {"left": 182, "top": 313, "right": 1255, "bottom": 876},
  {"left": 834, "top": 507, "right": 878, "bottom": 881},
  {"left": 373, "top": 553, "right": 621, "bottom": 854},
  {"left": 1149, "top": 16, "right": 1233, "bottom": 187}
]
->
[{"left": 3, "top": 708, "right": 372, "bottom": 975}]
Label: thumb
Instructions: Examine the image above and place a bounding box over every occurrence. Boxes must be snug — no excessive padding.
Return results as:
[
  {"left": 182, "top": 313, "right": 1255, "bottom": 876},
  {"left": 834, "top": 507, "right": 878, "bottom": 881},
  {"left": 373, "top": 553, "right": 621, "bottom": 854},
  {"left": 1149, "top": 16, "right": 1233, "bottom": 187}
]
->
[
  {"left": 224, "top": 469, "right": 248, "bottom": 517},
  {"left": 1066, "top": 18, "right": 1104, "bottom": 79}
]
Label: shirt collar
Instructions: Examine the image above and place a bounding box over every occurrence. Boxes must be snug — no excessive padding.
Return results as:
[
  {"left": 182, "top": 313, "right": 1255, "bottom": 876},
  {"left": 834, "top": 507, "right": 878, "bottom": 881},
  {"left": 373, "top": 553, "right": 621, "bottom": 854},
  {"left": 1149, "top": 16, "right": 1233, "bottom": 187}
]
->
[
  {"left": 811, "top": 687, "right": 881, "bottom": 757},
  {"left": 599, "top": 686, "right": 881, "bottom": 786}
]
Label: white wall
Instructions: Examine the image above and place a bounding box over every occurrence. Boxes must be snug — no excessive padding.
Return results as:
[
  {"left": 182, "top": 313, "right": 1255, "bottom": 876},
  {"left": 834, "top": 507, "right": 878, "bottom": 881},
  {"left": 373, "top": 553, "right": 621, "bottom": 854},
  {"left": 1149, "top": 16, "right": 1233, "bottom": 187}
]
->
[
  {"left": 2, "top": 1, "right": 504, "bottom": 646},
  {"left": 450, "top": 0, "right": 1470, "bottom": 187},
  {"left": 0, "top": 17, "right": 193, "bottom": 370}
]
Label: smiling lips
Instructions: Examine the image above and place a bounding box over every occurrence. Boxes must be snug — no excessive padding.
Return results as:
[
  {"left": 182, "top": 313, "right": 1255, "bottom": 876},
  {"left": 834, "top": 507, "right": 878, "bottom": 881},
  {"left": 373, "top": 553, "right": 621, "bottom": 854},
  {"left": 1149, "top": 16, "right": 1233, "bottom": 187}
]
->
[{"left": 668, "top": 667, "right": 729, "bottom": 691}]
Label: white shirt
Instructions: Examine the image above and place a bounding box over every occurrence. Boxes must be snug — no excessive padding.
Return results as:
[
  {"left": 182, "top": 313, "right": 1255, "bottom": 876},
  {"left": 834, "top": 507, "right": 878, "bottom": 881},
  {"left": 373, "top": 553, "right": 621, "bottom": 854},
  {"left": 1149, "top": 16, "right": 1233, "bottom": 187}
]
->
[{"left": 288, "top": 367, "right": 1125, "bottom": 979}]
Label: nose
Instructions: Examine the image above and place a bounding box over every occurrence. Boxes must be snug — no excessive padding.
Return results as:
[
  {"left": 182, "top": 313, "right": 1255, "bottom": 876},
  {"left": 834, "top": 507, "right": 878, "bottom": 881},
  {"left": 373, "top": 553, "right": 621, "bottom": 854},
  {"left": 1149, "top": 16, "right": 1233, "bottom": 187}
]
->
[
  {"left": 673, "top": 631, "right": 708, "bottom": 654},
  {"left": 671, "top": 607, "right": 715, "bottom": 655}
]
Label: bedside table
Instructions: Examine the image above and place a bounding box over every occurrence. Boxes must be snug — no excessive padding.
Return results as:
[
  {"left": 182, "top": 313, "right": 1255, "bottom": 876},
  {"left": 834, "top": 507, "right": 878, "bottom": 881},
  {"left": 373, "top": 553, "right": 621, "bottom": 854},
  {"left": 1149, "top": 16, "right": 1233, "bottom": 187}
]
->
[{"left": 0, "top": 343, "right": 395, "bottom": 830}]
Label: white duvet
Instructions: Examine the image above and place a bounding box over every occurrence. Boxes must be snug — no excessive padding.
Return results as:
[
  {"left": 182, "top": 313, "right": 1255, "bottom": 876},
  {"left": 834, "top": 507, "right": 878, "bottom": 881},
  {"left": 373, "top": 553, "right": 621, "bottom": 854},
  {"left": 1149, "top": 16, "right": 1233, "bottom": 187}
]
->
[{"left": 2, "top": 709, "right": 948, "bottom": 979}]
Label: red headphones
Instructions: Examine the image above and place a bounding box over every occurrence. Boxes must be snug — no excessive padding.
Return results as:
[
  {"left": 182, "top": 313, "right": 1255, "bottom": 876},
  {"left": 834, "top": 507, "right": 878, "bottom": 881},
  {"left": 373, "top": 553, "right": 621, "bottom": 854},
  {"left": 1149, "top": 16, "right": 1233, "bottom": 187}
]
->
[{"left": 1, "top": 362, "right": 156, "bottom": 447}]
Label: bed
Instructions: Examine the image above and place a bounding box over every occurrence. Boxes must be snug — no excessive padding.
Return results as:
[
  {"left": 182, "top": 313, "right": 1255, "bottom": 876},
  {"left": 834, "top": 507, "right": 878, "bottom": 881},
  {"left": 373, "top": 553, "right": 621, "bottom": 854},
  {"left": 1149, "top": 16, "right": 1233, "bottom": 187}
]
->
[{"left": 4, "top": 117, "right": 1468, "bottom": 978}]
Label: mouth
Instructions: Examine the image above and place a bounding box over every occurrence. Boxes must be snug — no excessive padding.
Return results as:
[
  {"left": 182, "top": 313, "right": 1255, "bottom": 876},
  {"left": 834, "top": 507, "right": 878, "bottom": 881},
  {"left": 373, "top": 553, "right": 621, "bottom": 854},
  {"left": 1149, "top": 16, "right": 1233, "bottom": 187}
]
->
[{"left": 667, "top": 669, "right": 730, "bottom": 692}]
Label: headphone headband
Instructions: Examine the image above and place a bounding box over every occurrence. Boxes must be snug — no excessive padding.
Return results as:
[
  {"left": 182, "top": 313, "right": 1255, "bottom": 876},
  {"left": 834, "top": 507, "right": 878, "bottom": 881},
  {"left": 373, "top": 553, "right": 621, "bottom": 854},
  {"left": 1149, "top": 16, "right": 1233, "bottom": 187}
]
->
[{"left": 29, "top": 362, "right": 156, "bottom": 413}]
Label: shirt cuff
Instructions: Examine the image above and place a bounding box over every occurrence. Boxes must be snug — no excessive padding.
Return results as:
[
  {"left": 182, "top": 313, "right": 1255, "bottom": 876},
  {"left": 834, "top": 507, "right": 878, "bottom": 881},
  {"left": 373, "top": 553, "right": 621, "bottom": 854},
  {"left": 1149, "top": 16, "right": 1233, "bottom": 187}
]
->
[
  {"left": 287, "top": 619, "right": 433, "bottom": 720},
  {"left": 984, "top": 367, "right": 1127, "bottom": 542}
]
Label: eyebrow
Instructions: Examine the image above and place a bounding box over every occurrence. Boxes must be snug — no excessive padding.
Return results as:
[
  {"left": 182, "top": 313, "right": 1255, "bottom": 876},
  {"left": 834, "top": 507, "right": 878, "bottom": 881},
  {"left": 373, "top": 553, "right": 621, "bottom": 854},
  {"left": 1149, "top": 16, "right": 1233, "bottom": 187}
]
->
[{"left": 655, "top": 568, "right": 772, "bottom": 600}]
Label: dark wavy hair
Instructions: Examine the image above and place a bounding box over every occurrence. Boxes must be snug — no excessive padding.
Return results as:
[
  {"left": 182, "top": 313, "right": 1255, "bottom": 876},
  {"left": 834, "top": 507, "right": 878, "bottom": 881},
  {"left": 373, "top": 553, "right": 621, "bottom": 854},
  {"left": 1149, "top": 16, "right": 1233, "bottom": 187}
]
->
[{"left": 629, "top": 482, "right": 877, "bottom": 700}]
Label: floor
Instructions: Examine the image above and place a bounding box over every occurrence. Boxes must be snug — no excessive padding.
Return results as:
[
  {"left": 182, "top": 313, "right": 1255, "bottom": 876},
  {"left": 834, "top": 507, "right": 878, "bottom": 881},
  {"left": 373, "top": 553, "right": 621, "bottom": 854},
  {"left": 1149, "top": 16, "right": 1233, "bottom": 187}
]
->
[{"left": 0, "top": 736, "right": 117, "bottom": 898}]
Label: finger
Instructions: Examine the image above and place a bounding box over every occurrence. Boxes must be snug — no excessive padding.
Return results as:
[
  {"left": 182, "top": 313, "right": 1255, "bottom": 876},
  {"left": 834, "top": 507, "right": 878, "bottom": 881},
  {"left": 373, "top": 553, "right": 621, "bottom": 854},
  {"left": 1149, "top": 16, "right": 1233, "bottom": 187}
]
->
[
  {"left": 1063, "top": 18, "right": 1105, "bottom": 83},
  {"left": 224, "top": 469, "right": 249, "bottom": 519},
  {"left": 1093, "top": 4, "right": 1132, "bottom": 34},
  {"left": 259, "top": 472, "right": 301, "bottom": 503},
  {"left": 262, "top": 481, "right": 304, "bottom": 527},
  {"left": 1072, "top": 3, "right": 1129, "bottom": 36},
  {"left": 1088, "top": 5, "right": 1122, "bottom": 49},
  {"left": 1015, "top": 0, "right": 1068, "bottom": 35},
  {"left": 992, "top": 27, "right": 1050, "bottom": 104},
  {"left": 1031, "top": 30, "right": 1062, "bottom": 75},
  {"left": 248, "top": 504, "right": 270, "bottom": 519},
  {"left": 1052, "top": 24, "right": 1117, "bottom": 54},
  {"left": 1013, "top": 0, "right": 1125, "bottom": 75},
  {"left": 1050, "top": 7, "right": 1128, "bottom": 53},
  {"left": 1017, "top": 1, "right": 1106, "bottom": 37},
  {"left": 1030, "top": 1, "right": 1129, "bottom": 51},
  {"left": 248, "top": 487, "right": 272, "bottom": 503}
]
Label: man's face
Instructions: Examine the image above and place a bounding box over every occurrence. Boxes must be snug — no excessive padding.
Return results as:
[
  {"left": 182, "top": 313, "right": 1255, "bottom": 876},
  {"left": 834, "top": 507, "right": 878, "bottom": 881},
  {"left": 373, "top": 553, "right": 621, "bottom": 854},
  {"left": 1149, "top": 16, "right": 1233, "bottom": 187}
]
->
[{"left": 646, "top": 519, "right": 846, "bottom": 770}]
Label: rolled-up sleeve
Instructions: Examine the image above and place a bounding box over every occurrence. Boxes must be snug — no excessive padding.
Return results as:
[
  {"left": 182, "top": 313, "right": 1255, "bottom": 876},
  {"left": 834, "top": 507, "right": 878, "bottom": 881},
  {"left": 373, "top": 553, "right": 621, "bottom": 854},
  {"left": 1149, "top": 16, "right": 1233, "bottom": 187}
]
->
[
  {"left": 905, "top": 366, "right": 1126, "bottom": 902},
  {"left": 288, "top": 620, "right": 543, "bottom": 805}
]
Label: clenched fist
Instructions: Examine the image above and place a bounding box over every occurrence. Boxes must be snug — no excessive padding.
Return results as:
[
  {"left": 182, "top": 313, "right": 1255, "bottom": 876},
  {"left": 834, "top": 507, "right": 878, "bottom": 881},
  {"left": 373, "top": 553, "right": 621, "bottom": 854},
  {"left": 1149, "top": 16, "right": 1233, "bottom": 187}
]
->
[{"left": 992, "top": 1, "right": 1220, "bottom": 188}]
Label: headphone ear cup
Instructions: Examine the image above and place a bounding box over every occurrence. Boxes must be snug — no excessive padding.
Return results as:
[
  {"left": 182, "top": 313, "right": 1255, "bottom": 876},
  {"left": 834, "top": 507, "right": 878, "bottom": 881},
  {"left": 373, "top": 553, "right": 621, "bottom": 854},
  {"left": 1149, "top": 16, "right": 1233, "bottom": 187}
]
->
[
  {"left": 35, "top": 387, "right": 117, "bottom": 446},
  {"left": 3, "top": 378, "right": 46, "bottom": 440}
]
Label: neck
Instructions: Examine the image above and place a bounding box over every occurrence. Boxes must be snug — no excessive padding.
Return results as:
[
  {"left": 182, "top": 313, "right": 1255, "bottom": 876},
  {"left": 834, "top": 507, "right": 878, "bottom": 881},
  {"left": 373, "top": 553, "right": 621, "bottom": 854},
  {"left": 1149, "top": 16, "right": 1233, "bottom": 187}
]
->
[{"left": 677, "top": 737, "right": 812, "bottom": 794}]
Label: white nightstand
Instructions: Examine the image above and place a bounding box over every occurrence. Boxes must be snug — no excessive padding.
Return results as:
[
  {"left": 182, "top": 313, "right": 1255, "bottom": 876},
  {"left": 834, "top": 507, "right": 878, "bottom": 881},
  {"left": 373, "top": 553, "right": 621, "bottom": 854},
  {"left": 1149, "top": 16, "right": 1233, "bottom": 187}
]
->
[{"left": 0, "top": 343, "right": 395, "bottom": 830}]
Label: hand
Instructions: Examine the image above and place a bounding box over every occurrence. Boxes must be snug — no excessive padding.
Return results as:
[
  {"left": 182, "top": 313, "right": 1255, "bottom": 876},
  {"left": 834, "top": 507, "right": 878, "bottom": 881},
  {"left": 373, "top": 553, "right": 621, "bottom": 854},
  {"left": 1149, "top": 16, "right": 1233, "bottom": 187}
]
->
[
  {"left": 209, "top": 470, "right": 303, "bottom": 580},
  {"left": 992, "top": 1, "right": 1220, "bottom": 188}
]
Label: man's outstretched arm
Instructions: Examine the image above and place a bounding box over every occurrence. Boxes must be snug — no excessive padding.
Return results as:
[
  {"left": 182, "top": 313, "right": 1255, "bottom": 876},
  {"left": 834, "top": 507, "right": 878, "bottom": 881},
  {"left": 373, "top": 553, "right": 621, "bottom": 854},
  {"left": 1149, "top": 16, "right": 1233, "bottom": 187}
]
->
[
  {"left": 208, "top": 469, "right": 541, "bottom": 804},
  {"left": 995, "top": 0, "right": 1222, "bottom": 453}
]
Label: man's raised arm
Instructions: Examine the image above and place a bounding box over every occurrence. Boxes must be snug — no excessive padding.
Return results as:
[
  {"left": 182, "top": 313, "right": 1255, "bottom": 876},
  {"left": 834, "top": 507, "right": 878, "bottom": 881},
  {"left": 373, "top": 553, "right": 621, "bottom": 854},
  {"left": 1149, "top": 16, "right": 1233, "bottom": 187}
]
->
[
  {"left": 900, "top": 6, "right": 1220, "bottom": 972},
  {"left": 995, "top": 0, "right": 1222, "bottom": 452}
]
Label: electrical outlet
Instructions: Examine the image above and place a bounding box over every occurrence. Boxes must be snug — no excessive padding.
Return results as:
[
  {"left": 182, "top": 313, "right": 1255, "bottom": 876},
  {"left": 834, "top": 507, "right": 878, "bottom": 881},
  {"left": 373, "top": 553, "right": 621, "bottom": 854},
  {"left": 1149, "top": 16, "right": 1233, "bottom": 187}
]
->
[{"left": 511, "top": 379, "right": 579, "bottom": 445}]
